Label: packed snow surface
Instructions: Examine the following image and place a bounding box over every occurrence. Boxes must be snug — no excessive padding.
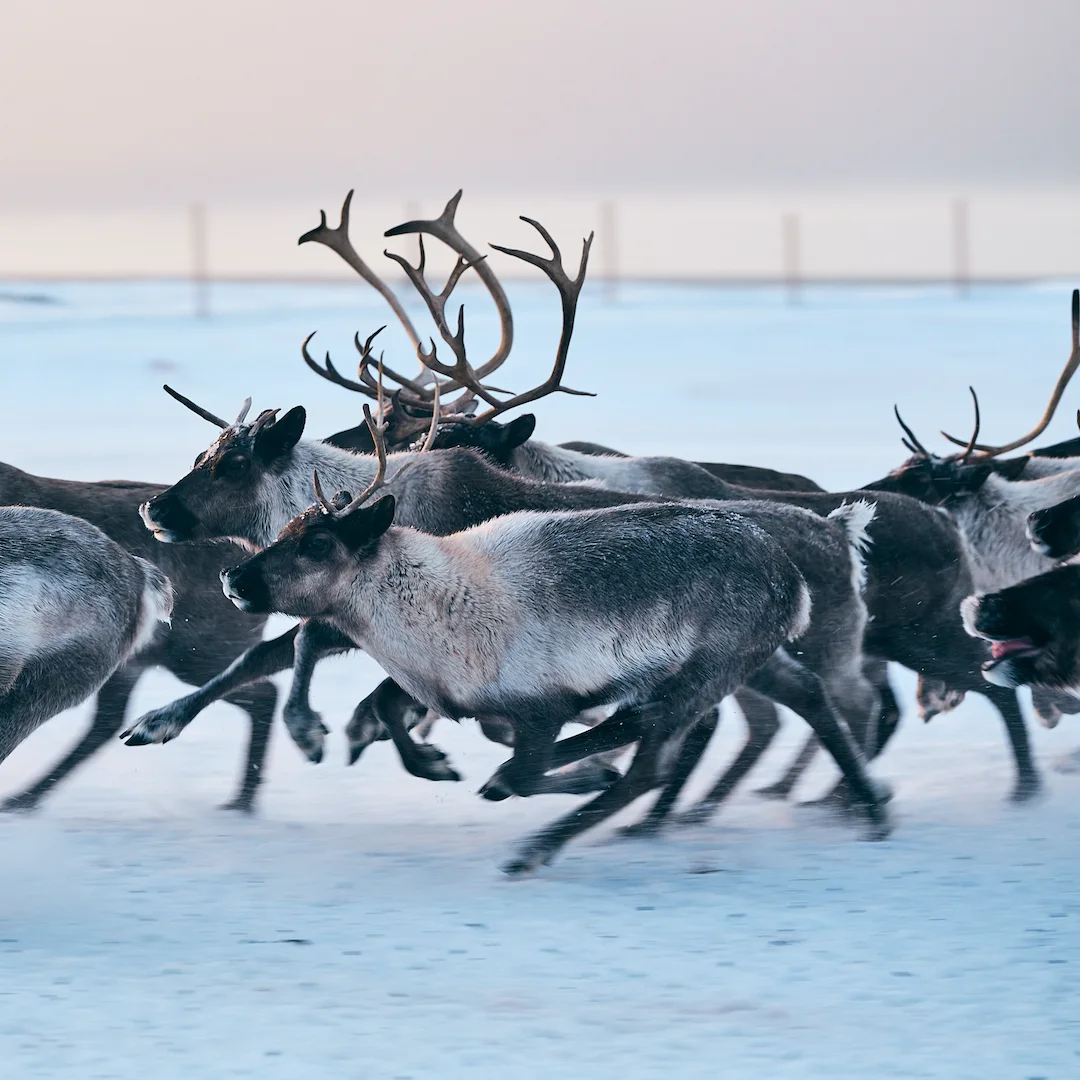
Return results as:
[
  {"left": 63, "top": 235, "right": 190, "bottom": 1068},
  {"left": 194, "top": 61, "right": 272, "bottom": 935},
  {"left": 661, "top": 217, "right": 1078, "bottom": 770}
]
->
[{"left": 1, "top": 279, "right": 1079, "bottom": 1079}]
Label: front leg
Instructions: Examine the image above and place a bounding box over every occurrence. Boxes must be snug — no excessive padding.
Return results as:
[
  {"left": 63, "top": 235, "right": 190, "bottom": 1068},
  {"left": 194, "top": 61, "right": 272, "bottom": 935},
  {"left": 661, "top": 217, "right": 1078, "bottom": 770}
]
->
[
  {"left": 281, "top": 621, "right": 356, "bottom": 763},
  {"left": 122, "top": 628, "right": 299, "bottom": 745},
  {"left": 479, "top": 708, "right": 644, "bottom": 801},
  {"left": 372, "top": 680, "right": 461, "bottom": 781}
]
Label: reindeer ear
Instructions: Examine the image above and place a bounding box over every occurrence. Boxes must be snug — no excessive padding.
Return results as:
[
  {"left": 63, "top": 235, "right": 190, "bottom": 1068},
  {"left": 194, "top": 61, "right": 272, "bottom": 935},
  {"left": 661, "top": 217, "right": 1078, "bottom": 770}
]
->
[
  {"left": 501, "top": 414, "right": 536, "bottom": 451},
  {"left": 954, "top": 463, "right": 994, "bottom": 492},
  {"left": 338, "top": 495, "right": 396, "bottom": 550},
  {"left": 255, "top": 407, "right": 306, "bottom": 461},
  {"left": 366, "top": 494, "right": 397, "bottom": 537}
]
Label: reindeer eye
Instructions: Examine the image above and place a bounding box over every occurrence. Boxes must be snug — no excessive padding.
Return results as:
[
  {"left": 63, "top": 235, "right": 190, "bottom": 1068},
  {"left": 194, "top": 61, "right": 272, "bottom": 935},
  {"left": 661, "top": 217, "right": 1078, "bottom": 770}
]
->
[
  {"left": 218, "top": 455, "right": 250, "bottom": 479},
  {"left": 302, "top": 533, "right": 333, "bottom": 559}
]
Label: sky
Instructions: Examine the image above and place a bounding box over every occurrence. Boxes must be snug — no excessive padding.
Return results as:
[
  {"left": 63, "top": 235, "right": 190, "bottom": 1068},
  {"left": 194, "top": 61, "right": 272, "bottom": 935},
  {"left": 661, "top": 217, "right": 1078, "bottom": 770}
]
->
[{"left": 1, "top": 0, "right": 1078, "bottom": 208}]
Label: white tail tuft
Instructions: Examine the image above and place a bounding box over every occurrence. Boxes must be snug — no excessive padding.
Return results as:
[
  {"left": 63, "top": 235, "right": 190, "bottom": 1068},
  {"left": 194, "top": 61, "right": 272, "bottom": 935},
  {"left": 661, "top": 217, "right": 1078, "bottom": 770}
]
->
[
  {"left": 788, "top": 580, "right": 814, "bottom": 641},
  {"left": 132, "top": 557, "right": 175, "bottom": 655},
  {"left": 828, "top": 499, "right": 877, "bottom": 591}
]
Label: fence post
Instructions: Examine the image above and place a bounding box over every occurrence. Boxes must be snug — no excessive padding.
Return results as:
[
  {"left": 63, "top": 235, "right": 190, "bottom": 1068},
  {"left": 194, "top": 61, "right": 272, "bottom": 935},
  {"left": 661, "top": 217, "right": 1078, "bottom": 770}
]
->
[
  {"left": 952, "top": 198, "right": 970, "bottom": 296},
  {"left": 782, "top": 212, "right": 801, "bottom": 304},
  {"left": 190, "top": 203, "right": 210, "bottom": 318},
  {"left": 599, "top": 199, "right": 619, "bottom": 302}
]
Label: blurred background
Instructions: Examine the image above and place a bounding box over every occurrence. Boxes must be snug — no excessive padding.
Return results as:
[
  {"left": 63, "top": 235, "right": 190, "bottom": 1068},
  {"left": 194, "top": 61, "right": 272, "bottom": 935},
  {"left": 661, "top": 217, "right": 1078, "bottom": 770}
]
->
[{"left": 2, "top": 0, "right": 1079, "bottom": 286}]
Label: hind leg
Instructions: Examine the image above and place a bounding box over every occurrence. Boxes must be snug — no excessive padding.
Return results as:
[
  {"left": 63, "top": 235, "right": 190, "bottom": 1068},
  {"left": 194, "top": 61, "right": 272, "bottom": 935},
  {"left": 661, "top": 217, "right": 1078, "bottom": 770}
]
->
[
  {"left": 504, "top": 723, "right": 671, "bottom": 875},
  {"left": 669, "top": 690, "right": 783, "bottom": 828},
  {"left": 0, "top": 647, "right": 122, "bottom": 770},
  {"left": 700, "top": 652, "right": 891, "bottom": 837},
  {"left": 755, "top": 732, "right": 818, "bottom": 800},
  {"left": 618, "top": 708, "right": 721, "bottom": 836},
  {"left": 2, "top": 665, "right": 143, "bottom": 812},
  {"left": 218, "top": 680, "right": 279, "bottom": 813}
]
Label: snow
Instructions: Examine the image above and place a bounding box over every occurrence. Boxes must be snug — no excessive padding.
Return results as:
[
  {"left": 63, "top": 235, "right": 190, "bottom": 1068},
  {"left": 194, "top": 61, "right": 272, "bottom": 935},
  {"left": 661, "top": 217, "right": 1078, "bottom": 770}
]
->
[{"left": 2, "top": 277, "right": 1079, "bottom": 1079}]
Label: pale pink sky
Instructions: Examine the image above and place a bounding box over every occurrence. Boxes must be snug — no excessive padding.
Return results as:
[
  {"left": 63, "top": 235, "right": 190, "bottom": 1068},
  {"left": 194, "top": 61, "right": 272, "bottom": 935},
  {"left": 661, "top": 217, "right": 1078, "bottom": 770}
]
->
[{"left": 1, "top": 0, "right": 1077, "bottom": 206}]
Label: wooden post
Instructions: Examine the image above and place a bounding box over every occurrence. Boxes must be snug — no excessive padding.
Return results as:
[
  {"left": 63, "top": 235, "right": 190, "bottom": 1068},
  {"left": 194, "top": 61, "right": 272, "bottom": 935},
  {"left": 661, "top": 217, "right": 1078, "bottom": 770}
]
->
[
  {"left": 599, "top": 199, "right": 619, "bottom": 302},
  {"left": 952, "top": 198, "right": 970, "bottom": 296},
  {"left": 190, "top": 203, "right": 210, "bottom": 318},
  {"left": 782, "top": 212, "right": 801, "bottom": 304}
]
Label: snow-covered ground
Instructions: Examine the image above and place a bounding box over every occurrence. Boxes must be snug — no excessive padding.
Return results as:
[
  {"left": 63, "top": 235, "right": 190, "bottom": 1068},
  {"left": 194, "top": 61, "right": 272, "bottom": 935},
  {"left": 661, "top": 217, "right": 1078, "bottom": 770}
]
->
[{"left": 1, "top": 278, "right": 1079, "bottom": 1079}]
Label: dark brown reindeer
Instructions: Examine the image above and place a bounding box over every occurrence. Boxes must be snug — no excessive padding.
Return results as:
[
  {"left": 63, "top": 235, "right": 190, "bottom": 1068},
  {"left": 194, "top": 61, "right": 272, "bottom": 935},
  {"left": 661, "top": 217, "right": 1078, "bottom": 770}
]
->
[
  {"left": 962, "top": 565, "right": 1080, "bottom": 695},
  {"left": 757, "top": 289, "right": 1080, "bottom": 796}
]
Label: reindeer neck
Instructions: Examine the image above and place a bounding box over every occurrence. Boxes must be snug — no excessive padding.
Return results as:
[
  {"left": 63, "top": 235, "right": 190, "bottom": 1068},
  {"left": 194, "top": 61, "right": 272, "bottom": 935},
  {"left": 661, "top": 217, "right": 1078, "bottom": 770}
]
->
[
  {"left": 336, "top": 527, "right": 510, "bottom": 701},
  {"left": 274, "top": 442, "right": 419, "bottom": 533}
]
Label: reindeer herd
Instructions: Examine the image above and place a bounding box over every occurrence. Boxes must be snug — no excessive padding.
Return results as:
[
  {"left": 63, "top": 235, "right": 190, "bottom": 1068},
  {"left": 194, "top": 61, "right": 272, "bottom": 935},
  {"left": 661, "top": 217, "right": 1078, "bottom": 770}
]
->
[{"left": 2, "top": 192, "right": 1080, "bottom": 873}]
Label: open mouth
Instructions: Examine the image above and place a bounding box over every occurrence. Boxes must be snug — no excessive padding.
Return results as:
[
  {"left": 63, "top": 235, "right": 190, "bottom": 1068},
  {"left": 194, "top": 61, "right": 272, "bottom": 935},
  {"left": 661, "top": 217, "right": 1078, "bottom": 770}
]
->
[{"left": 982, "top": 636, "right": 1044, "bottom": 673}]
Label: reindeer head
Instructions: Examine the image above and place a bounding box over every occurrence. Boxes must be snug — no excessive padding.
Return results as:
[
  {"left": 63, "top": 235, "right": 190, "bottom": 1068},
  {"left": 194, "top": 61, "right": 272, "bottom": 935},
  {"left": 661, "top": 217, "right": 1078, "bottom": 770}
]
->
[
  {"left": 869, "top": 289, "right": 1080, "bottom": 505},
  {"left": 222, "top": 493, "right": 398, "bottom": 617},
  {"left": 140, "top": 389, "right": 307, "bottom": 547},
  {"left": 219, "top": 400, "right": 432, "bottom": 615},
  {"left": 962, "top": 564, "right": 1080, "bottom": 693},
  {"left": 428, "top": 414, "right": 537, "bottom": 467}
]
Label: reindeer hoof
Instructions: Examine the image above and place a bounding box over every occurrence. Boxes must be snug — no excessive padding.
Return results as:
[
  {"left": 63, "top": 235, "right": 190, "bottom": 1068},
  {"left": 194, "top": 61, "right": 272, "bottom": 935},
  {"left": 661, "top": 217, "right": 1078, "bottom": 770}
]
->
[
  {"left": 121, "top": 710, "right": 188, "bottom": 745},
  {"left": 405, "top": 743, "right": 460, "bottom": 782},
  {"left": 0, "top": 792, "right": 40, "bottom": 814},
  {"left": 283, "top": 707, "right": 328, "bottom": 764},
  {"left": 478, "top": 772, "right": 514, "bottom": 801},
  {"left": 754, "top": 781, "right": 794, "bottom": 801},
  {"left": 616, "top": 818, "right": 666, "bottom": 839},
  {"left": 345, "top": 715, "right": 386, "bottom": 765},
  {"left": 1009, "top": 775, "right": 1043, "bottom": 803},
  {"left": 669, "top": 804, "right": 715, "bottom": 830},
  {"left": 501, "top": 849, "right": 551, "bottom": 876},
  {"left": 863, "top": 801, "right": 893, "bottom": 841}
]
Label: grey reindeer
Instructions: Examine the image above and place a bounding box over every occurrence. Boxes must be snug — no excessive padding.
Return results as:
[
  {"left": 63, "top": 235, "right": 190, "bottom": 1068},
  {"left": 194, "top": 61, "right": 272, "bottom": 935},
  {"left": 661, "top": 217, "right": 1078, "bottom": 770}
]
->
[
  {"left": 1, "top": 507, "right": 172, "bottom": 769},
  {"left": 218, "top": 473, "right": 890, "bottom": 873}
]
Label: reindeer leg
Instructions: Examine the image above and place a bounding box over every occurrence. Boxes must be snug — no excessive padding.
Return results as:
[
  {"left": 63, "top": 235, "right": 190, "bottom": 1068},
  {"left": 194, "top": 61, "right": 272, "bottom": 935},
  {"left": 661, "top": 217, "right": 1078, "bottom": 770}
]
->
[
  {"left": 280, "top": 621, "right": 355, "bottom": 763},
  {"left": 371, "top": 679, "right": 461, "bottom": 782},
  {"left": 218, "top": 680, "right": 278, "bottom": 813},
  {"left": 2, "top": 666, "right": 141, "bottom": 812},
  {"left": 121, "top": 628, "right": 299, "bottom": 745}
]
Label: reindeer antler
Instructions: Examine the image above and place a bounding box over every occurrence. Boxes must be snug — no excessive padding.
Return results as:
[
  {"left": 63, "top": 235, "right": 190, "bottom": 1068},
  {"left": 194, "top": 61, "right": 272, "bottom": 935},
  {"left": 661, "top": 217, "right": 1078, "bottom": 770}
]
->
[
  {"left": 164, "top": 385, "right": 252, "bottom": 429},
  {"left": 941, "top": 289, "right": 1080, "bottom": 459}
]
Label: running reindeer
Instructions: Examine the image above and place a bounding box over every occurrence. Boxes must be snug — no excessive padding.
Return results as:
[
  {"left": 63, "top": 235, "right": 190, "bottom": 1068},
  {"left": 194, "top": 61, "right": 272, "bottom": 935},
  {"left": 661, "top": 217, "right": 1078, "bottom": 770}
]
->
[
  {"left": 1, "top": 508, "right": 172, "bottom": 769},
  {"left": 215, "top": 410, "right": 890, "bottom": 872}
]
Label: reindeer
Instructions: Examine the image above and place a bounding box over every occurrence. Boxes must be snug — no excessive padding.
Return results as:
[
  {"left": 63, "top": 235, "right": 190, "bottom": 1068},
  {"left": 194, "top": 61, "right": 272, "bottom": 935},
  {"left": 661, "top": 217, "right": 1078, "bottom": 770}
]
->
[
  {"left": 0, "top": 396, "right": 395, "bottom": 813},
  {"left": 132, "top": 193, "right": 1027, "bottom": 830},
  {"left": 216, "top": 455, "right": 889, "bottom": 872},
  {"left": 961, "top": 564, "right": 1080, "bottom": 695},
  {"left": 750, "top": 289, "right": 1080, "bottom": 797},
  {"left": 0, "top": 451, "right": 281, "bottom": 812},
  {"left": 1, "top": 508, "right": 173, "bottom": 769}
]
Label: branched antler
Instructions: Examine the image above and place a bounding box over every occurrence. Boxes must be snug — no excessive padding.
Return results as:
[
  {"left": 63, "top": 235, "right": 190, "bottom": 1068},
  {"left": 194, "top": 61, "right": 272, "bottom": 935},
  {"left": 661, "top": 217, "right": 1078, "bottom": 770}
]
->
[
  {"left": 385, "top": 190, "right": 514, "bottom": 381},
  {"left": 299, "top": 191, "right": 422, "bottom": 353},
  {"left": 940, "top": 288, "right": 1080, "bottom": 459}
]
